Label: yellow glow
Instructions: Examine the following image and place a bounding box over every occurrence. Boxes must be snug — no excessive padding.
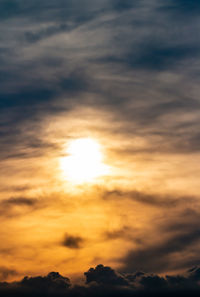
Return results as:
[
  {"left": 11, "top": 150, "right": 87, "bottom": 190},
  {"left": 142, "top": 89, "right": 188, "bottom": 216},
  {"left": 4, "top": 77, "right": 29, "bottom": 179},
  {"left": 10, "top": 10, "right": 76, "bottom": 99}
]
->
[{"left": 60, "top": 138, "right": 109, "bottom": 184}]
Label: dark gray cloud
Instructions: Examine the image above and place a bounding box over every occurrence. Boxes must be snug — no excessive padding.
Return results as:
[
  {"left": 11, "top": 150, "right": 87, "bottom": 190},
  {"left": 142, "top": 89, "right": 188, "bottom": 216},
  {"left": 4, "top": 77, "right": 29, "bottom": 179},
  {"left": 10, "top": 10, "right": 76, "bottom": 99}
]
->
[
  {"left": 1, "top": 197, "right": 36, "bottom": 206},
  {"left": 0, "top": 0, "right": 200, "bottom": 159},
  {"left": 85, "top": 264, "right": 129, "bottom": 286},
  {"left": 112, "top": 0, "right": 135, "bottom": 12},
  {"left": 0, "top": 0, "right": 104, "bottom": 22},
  {"left": 0, "top": 197, "right": 39, "bottom": 218},
  {"left": 122, "top": 209, "right": 200, "bottom": 273},
  {"left": 109, "top": 42, "right": 199, "bottom": 71},
  {"left": 127, "top": 44, "right": 198, "bottom": 71},
  {"left": 1, "top": 265, "right": 200, "bottom": 296},
  {"left": 21, "top": 271, "right": 71, "bottom": 290},
  {"left": 164, "top": 0, "right": 200, "bottom": 15},
  {"left": 24, "top": 24, "right": 70, "bottom": 44},
  {"left": 103, "top": 190, "right": 196, "bottom": 208},
  {"left": 104, "top": 226, "right": 132, "bottom": 240},
  {"left": 102, "top": 191, "right": 200, "bottom": 274},
  {"left": 62, "top": 234, "right": 84, "bottom": 249}
]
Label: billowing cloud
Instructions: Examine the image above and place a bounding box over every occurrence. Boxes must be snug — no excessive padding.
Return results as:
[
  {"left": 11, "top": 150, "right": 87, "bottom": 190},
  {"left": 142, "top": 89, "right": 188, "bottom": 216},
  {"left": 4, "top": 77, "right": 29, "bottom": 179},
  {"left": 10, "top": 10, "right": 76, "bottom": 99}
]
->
[
  {"left": 21, "top": 271, "right": 71, "bottom": 290},
  {"left": 84, "top": 264, "right": 129, "bottom": 286},
  {"left": 1, "top": 265, "right": 200, "bottom": 296}
]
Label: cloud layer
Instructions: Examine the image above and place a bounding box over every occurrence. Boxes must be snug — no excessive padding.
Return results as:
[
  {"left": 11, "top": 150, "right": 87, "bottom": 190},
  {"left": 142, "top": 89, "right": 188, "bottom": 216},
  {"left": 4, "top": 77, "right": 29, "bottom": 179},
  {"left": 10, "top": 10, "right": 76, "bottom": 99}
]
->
[{"left": 1, "top": 264, "right": 200, "bottom": 296}]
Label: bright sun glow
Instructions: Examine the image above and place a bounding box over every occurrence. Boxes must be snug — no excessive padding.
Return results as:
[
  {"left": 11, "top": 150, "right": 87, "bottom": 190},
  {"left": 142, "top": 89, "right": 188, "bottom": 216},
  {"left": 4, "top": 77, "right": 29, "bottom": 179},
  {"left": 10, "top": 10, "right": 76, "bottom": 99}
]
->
[{"left": 60, "top": 138, "right": 109, "bottom": 184}]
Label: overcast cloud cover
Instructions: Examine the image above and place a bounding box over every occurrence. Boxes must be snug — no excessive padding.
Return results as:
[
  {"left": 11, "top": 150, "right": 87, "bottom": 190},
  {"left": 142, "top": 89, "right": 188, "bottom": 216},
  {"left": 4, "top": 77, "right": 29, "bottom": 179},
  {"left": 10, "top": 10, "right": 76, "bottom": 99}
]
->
[
  {"left": 1, "top": 0, "right": 200, "bottom": 157},
  {"left": 1, "top": 0, "right": 200, "bottom": 294}
]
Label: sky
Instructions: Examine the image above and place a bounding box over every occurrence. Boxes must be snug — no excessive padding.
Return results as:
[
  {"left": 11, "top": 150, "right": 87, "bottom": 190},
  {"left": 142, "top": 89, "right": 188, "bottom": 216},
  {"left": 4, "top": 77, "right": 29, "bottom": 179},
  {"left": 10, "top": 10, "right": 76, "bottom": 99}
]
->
[{"left": 1, "top": 0, "right": 200, "bottom": 289}]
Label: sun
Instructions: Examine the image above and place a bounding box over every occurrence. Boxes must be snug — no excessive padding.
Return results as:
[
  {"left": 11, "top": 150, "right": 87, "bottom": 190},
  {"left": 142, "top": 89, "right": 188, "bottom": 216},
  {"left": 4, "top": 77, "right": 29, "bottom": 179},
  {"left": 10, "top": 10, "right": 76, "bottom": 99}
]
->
[{"left": 60, "top": 138, "right": 109, "bottom": 184}]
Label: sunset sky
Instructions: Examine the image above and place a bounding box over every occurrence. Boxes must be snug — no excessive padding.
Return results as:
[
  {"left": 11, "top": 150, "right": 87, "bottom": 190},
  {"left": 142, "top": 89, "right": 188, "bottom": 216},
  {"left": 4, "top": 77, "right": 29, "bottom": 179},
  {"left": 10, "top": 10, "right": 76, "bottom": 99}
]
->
[{"left": 1, "top": 0, "right": 200, "bottom": 284}]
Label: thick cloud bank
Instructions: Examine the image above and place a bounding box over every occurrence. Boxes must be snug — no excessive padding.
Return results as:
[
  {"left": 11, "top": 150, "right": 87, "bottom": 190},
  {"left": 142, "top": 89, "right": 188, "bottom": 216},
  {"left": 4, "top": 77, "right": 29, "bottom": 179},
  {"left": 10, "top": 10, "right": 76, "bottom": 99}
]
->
[{"left": 1, "top": 264, "right": 200, "bottom": 297}]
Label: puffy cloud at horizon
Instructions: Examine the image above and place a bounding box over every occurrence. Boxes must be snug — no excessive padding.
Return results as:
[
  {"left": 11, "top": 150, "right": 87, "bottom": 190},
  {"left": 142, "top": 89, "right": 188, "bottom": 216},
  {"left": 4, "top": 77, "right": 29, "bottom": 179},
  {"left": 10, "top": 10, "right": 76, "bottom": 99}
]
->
[{"left": 1, "top": 264, "right": 200, "bottom": 296}]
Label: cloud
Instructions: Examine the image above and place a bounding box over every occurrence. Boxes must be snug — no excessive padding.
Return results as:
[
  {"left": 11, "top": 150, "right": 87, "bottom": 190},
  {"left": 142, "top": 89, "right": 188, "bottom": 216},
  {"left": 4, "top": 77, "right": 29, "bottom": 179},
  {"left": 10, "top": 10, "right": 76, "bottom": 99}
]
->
[
  {"left": 1, "top": 197, "right": 36, "bottom": 207},
  {"left": 120, "top": 43, "right": 198, "bottom": 71},
  {"left": 24, "top": 24, "right": 70, "bottom": 44},
  {"left": 1, "top": 265, "right": 200, "bottom": 296},
  {"left": 121, "top": 209, "right": 200, "bottom": 273},
  {"left": 112, "top": 0, "right": 135, "bottom": 11},
  {"left": 62, "top": 234, "right": 84, "bottom": 249},
  {"left": 103, "top": 190, "right": 196, "bottom": 208},
  {"left": 0, "top": 267, "right": 17, "bottom": 281},
  {"left": 0, "top": 0, "right": 200, "bottom": 284},
  {"left": 0, "top": 0, "right": 104, "bottom": 22},
  {"left": 164, "top": 0, "right": 200, "bottom": 15},
  {"left": 84, "top": 264, "right": 129, "bottom": 286},
  {"left": 0, "top": 197, "right": 39, "bottom": 218},
  {"left": 0, "top": 0, "right": 200, "bottom": 161},
  {"left": 139, "top": 274, "right": 167, "bottom": 289},
  {"left": 21, "top": 271, "right": 71, "bottom": 290},
  {"left": 104, "top": 226, "right": 131, "bottom": 240}
]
